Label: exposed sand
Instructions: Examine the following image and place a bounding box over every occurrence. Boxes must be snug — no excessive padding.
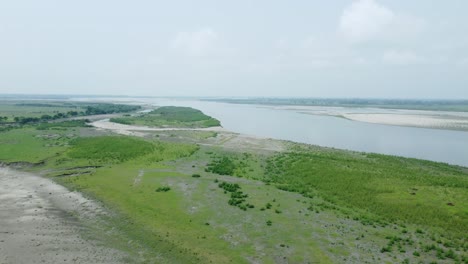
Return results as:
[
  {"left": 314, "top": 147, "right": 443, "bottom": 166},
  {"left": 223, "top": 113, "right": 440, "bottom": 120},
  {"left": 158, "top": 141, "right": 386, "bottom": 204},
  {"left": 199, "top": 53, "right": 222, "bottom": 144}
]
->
[
  {"left": 91, "top": 119, "right": 226, "bottom": 136},
  {"left": 266, "top": 105, "right": 468, "bottom": 131},
  {"left": 342, "top": 113, "right": 468, "bottom": 130},
  {"left": 0, "top": 167, "right": 128, "bottom": 264}
]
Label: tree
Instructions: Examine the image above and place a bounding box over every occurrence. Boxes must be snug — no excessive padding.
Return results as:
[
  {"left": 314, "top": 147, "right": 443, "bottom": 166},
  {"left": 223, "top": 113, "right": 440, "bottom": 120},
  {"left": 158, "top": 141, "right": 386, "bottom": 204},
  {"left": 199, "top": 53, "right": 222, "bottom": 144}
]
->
[{"left": 40, "top": 114, "right": 52, "bottom": 121}]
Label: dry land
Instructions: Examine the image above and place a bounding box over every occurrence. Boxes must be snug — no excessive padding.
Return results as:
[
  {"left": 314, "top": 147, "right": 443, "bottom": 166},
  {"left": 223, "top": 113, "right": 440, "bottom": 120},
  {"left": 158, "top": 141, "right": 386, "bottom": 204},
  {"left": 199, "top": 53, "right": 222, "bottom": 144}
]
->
[{"left": 0, "top": 167, "right": 130, "bottom": 264}]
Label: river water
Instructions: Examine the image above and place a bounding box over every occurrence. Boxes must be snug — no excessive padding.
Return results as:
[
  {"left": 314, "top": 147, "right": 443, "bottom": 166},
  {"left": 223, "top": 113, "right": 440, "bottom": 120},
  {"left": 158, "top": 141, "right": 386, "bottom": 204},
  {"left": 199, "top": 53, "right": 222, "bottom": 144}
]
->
[{"left": 81, "top": 97, "right": 468, "bottom": 167}]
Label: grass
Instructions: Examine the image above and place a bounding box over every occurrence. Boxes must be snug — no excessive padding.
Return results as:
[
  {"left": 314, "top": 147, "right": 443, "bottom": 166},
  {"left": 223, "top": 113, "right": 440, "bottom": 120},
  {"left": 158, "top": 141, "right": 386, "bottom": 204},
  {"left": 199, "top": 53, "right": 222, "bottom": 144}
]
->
[
  {"left": 263, "top": 148, "right": 468, "bottom": 236},
  {"left": 68, "top": 136, "right": 156, "bottom": 164},
  {"left": 57, "top": 157, "right": 335, "bottom": 263},
  {"left": 0, "top": 100, "right": 80, "bottom": 121},
  {"left": 0, "top": 100, "right": 141, "bottom": 122},
  {"left": 110, "top": 106, "right": 221, "bottom": 128},
  {"left": 0, "top": 128, "right": 69, "bottom": 163}
]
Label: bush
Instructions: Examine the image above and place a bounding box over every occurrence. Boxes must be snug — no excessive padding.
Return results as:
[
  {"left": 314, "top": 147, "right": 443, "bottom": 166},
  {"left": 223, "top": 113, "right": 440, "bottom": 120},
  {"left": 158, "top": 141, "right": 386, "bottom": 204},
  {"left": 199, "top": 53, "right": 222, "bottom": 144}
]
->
[
  {"left": 36, "top": 120, "right": 90, "bottom": 130},
  {"left": 218, "top": 181, "right": 253, "bottom": 211},
  {"left": 206, "top": 156, "right": 236, "bottom": 175},
  {"left": 155, "top": 186, "right": 171, "bottom": 192}
]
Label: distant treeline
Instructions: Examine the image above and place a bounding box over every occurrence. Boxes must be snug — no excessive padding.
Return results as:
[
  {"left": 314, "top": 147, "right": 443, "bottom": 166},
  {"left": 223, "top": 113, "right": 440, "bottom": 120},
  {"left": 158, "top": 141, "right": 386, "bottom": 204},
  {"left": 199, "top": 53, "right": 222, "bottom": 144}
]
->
[
  {"left": 84, "top": 104, "right": 140, "bottom": 115},
  {"left": 15, "top": 103, "right": 80, "bottom": 108},
  {"left": 205, "top": 98, "right": 468, "bottom": 112}
]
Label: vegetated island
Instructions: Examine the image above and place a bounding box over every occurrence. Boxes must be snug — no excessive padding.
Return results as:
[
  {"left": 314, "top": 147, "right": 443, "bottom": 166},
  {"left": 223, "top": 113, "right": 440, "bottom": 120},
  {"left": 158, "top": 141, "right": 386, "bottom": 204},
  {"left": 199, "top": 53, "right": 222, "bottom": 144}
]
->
[
  {"left": 0, "top": 101, "right": 467, "bottom": 264},
  {"left": 110, "top": 106, "right": 221, "bottom": 128}
]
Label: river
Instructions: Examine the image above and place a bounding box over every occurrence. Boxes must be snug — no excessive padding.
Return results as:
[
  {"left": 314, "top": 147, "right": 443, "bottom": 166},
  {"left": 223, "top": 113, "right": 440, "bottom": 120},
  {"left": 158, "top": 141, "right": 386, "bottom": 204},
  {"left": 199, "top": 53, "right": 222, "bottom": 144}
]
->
[{"left": 81, "top": 97, "right": 468, "bottom": 167}]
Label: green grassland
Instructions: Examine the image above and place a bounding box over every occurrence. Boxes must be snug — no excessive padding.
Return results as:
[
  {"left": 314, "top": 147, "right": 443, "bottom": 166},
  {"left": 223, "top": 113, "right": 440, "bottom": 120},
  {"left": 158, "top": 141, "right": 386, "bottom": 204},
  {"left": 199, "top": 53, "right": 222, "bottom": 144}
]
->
[
  {"left": 1, "top": 104, "right": 467, "bottom": 263},
  {"left": 0, "top": 100, "right": 140, "bottom": 126},
  {"left": 110, "top": 106, "right": 221, "bottom": 128},
  {"left": 264, "top": 149, "right": 468, "bottom": 235},
  {"left": 0, "top": 101, "right": 81, "bottom": 121}
]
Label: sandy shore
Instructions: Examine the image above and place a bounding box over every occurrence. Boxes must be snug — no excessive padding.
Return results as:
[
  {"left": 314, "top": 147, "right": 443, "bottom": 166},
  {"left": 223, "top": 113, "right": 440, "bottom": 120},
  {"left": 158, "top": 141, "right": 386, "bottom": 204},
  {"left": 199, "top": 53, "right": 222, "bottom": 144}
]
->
[
  {"left": 91, "top": 119, "right": 226, "bottom": 136},
  {"left": 0, "top": 167, "right": 128, "bottom": 264},
  {"left": 267, "top": 105, "right": 468, "bottom": 131},
  {"left": 342, "top": 113, "right": 468, "bottom": 130}
]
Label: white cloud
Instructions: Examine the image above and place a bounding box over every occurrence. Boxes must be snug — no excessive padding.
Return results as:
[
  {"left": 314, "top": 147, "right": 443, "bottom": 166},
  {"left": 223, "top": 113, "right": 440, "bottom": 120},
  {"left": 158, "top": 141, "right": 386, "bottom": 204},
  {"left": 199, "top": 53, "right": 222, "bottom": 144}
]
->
[
  {"left": 170, "top": 28, "right": 217, "bottom": 56},
  {"left": 339, "top": 0, "right": 394, "bottom": 43},
  {"left": 339, "top": 0, "right": 424, "bottom": 44},
  {"left": 382, "top": 50, "right": 423, "bottom": 65}
]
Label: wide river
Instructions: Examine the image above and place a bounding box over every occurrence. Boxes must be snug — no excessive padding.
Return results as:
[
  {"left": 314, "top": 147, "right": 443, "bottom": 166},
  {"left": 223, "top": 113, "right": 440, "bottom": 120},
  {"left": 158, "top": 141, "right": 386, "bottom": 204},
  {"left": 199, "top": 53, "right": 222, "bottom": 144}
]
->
[{"left": 91, "top": 98, "right": 468, "bottom": 167}]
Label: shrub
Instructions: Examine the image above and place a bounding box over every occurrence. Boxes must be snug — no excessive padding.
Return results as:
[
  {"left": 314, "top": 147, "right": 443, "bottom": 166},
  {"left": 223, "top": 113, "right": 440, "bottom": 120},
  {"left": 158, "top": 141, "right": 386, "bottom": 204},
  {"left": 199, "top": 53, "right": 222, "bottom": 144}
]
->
[
  {"left": 155, "top": 186, "right": 171, "bottom": 192},
  {"left": 206, "top": 156, "right": 236, "bottom": 175}
]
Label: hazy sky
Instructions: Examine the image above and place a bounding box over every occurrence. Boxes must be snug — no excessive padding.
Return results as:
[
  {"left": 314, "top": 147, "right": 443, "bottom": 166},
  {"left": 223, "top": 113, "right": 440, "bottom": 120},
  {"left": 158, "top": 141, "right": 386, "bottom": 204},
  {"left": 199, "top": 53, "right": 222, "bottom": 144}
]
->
[{"left": 1, "top": 0, "right": 467, "bottom": 98}]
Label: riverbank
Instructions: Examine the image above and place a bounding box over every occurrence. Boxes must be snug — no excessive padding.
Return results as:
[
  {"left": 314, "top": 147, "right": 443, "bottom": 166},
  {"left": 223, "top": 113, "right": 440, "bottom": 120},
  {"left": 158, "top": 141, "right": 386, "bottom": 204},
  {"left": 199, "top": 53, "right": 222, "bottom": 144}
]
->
[{"left": 266, "top": 105, "right": 468, "bottom": 131}]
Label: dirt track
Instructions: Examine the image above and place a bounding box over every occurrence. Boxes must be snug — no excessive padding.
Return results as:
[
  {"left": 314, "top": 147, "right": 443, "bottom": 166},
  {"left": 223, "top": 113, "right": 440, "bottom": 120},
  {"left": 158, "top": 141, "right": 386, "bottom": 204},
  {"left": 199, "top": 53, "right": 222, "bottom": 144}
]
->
[{"left": 0, "top": 167, "right": 128, "bottom": 264}]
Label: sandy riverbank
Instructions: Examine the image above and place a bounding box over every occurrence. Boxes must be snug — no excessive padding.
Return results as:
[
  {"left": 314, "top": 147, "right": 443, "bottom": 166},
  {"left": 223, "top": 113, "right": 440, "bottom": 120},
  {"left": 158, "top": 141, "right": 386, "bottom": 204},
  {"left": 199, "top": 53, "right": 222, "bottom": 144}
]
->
[
  {"left": 342, "top": 113, "right": 468, "bottom": 131},
  {"left": 0, "top": 167, "right": 128, "bottom": 264},
  {"left": 267, "top": 105, "right": 468, "bottom": 131},
  {"left": 91, "top": 119, "right": 226, "bottom": 136}
]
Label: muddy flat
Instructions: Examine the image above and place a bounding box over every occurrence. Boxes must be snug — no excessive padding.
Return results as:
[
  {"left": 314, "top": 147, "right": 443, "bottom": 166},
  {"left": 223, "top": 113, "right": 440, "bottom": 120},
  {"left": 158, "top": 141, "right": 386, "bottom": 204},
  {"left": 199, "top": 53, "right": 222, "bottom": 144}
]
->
[{"left": 0, "top": 167, "right": 128, "bottom": 264}]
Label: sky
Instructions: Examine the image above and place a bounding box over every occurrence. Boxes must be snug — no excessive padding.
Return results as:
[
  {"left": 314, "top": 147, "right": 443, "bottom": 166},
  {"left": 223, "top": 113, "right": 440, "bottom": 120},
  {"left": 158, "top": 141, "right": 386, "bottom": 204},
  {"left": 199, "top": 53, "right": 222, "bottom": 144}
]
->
[{"left": 1, "top": 0, "right": 467, "bottom": 98}]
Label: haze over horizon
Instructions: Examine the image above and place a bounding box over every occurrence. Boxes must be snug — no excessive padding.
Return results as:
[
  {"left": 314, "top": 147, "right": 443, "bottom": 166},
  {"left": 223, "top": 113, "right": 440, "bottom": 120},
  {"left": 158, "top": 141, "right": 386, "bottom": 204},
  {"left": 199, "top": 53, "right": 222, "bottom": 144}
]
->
[{"left": 1, "top": 0, "right": 467, "bottom": 99}]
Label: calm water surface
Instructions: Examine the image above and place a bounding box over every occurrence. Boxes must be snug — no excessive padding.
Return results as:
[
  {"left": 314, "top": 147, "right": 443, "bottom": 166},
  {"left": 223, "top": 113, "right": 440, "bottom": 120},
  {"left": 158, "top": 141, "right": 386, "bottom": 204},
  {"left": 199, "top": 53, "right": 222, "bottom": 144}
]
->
[{"left": 89, "top": 97, "right": 468, "bottom": 167}]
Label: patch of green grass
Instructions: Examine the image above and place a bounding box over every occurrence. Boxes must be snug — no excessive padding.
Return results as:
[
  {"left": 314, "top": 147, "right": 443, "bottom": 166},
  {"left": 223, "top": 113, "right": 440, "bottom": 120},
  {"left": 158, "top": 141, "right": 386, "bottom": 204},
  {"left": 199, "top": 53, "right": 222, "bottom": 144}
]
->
[
  {"left": 68, "top": 136, "right": 155, "bottom": 164},
  {"left": 264, "top": 149, "right": 468, "bottom": 236},
  {"left": 0, "top": 128, "right": 69, "bottom": 163},
  {"left": 59, "top": 161, "right": 335, "bottom": 263}
]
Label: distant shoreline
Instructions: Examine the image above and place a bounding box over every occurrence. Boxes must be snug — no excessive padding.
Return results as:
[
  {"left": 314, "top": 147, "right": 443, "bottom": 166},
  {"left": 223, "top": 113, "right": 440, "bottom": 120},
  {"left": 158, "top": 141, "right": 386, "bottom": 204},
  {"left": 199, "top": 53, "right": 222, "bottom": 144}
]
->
[
  {"left": 201, "top": 98, "right": 468, "bottom": 113},
  {"left": 204, "top": 99, "right": 468, "bottom": 132}
]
